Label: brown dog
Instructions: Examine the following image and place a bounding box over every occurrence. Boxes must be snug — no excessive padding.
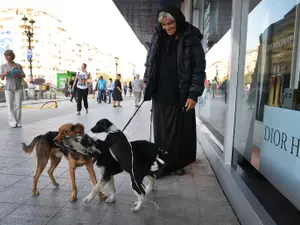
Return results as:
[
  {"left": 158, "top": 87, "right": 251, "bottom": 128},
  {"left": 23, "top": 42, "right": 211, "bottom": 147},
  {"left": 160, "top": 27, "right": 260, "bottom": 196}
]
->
[{"left": 22, "top": 123, "right": 106, "bottom": 201}]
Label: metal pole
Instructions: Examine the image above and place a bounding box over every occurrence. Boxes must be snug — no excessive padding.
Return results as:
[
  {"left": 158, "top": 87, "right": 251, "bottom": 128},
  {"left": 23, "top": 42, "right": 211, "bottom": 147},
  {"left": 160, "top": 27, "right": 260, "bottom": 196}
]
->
[{"left": 28, "top": 35, "right": 33, "bottom": 82}]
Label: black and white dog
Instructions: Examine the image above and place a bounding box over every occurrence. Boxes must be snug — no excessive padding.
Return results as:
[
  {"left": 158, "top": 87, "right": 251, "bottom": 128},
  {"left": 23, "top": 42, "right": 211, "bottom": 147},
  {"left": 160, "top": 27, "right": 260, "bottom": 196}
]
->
[
  {"left": 62, "top": 134, "right": 123, "bottom": 203},
  {"left": 63, "top": 119, "right": 166, "bottom": 211},
  {"left": 90, "top": 119, "right": 166, "bottom": 211}
]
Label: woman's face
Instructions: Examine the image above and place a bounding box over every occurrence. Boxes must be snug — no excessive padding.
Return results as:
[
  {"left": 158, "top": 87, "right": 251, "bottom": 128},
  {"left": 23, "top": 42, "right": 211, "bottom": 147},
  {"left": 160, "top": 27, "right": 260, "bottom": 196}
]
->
[
  {"left": 161, "top": 17, "right": 176, "bottom": 36},
  {"left": 81, "top": 64, "right": 86, "bottom": 70},
  {"left": 4, "top": 54, "right": 13, "bottom": 62}
]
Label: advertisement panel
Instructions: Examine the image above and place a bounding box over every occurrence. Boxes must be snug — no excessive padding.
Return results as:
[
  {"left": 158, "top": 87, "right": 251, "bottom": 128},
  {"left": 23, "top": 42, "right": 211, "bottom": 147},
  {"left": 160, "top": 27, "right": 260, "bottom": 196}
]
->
[
  {"left": 255, "top": 7, "right": 296, "bottom": 122},
  {"left": 0, "top": 31, "right": 13, "bottom": 65},
  {"left": 260, "top": 106, "right": 300, "bottom": 210}
]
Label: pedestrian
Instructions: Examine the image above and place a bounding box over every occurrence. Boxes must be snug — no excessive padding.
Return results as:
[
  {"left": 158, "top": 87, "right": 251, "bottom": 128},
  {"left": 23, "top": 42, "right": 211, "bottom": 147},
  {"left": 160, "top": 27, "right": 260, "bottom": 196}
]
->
[
  {"left": 73, "top": 63, "right": 90, "bottom": 115},
  {"left": 107, "top": 78, "right": 114, "bottom": 104},
  {"left": 97, "top": 76, "right": 107, "bottom": 103},
  {"left": 70, "top": 78, "right": 78, "bottom": 102},
  {"left": 143, "top": 6, "right": 206, "bottom": 176},
  {"left": 211, "top": 79, "right": 217, "bottom": 98},
  {"left": 112, "top": 74, "right": 123, "bottom": 107},
  {"left": 133, "top": 74, "right": 143, "bottom": 107},
  {"left": 123, "top": 81, "right": 128, "bottom": 97},
  {"left": 0, "top": 49, "right": 26, "bottom": 128},
  {"left": 128, "top": 81, "right": 133, "bottom": 97}
]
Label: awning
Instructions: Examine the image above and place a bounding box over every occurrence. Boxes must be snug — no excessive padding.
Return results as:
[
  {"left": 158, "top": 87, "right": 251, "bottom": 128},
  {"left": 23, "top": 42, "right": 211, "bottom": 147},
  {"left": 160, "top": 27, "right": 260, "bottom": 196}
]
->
[{"left": 112, "top": 0, "right": 181, "bottom": 46}]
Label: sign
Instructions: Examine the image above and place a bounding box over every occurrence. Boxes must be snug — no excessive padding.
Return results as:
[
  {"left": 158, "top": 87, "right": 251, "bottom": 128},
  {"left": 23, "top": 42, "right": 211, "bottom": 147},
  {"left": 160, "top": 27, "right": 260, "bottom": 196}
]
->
[
  {"left": 27, "top": 49, "right": 32, "bottom": 59},
  {"left": 260, "top": 106, "right": 300, "bottom": 210}
]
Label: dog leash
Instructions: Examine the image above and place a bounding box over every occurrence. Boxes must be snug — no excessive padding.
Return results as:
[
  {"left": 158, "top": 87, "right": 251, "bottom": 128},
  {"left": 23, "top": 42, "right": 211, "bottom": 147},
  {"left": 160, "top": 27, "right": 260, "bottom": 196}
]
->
[
  {"left": 121, "top": 99, "right": 159, "bottom": 211},
  {"left": 121, "top": 100, "right": 145, "bottom": 132},
  {"left": 149, "top": 108, "right": 153, "bottom": 142}
]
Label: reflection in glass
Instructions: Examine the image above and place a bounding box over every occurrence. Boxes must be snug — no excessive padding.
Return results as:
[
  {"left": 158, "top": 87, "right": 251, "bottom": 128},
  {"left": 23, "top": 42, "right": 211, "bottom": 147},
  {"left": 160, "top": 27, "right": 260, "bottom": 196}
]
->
[
  {"left": 196, "top": 0, "right": 232, "bottom": 145},
  {"left": 233, "top": 0, "right": 300, "bottom": 209}
]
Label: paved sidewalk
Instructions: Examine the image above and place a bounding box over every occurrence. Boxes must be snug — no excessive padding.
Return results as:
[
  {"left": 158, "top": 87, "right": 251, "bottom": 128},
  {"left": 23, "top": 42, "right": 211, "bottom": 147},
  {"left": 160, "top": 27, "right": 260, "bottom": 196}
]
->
[
  {"left": 0, "top": 100, "right": 239, "bottom": 225},
  {"left": 0, "top": 95, "right": 69, "bottom": 108}
]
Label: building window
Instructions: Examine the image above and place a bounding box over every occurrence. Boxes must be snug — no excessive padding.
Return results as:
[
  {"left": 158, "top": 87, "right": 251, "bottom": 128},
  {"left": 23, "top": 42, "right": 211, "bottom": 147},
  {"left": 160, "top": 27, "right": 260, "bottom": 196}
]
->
[
  {"left": 233, "top": 0, "right": 300, "bottom": 214},
  {"left": 196, "top": 0, "right": 233, "bottom": 146}
]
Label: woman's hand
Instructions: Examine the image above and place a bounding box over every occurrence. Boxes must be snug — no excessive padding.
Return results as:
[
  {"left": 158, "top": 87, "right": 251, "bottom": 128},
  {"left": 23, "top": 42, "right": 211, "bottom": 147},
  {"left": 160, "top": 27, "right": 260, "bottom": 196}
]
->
[
  {"left": 185, "top": 98, "right": 197, "bottom": 111},
  {"left": 0, "top": 71, "right": 9, "bottom": 80}
]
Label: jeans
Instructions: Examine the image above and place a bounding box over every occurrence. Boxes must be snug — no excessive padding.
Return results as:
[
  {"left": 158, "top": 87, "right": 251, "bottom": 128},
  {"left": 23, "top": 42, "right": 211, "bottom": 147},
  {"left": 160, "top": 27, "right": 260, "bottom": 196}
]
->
[{"left": 98, "top": 89, "right": 106, "bottom": 103}]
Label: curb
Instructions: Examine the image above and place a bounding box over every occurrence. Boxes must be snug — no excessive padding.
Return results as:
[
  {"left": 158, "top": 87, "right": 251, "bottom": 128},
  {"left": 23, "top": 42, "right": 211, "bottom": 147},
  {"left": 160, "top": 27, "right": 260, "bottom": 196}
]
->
[{"left": 0, "top": 98, "right": 69, "bottom": 109}]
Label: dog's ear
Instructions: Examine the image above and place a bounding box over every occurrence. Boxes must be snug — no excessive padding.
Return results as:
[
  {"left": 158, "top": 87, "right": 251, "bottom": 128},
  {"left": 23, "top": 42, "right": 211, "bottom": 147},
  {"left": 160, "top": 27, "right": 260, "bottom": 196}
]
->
[{"left": 72, "top": 123, "right": 85, "bottom": 134}]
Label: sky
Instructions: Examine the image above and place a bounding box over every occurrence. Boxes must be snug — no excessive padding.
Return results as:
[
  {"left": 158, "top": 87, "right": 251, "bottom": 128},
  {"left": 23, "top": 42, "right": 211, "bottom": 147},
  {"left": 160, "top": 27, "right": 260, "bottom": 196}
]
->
[{"left": 1, "top": 0, "right": 147, "bottom": 74}]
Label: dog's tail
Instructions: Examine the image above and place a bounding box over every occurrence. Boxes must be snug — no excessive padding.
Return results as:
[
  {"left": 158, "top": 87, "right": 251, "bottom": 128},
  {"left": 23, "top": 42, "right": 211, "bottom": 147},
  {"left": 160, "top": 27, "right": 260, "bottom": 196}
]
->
[{"left": 21, "top": 135, "right": 42, "bottom": 154}]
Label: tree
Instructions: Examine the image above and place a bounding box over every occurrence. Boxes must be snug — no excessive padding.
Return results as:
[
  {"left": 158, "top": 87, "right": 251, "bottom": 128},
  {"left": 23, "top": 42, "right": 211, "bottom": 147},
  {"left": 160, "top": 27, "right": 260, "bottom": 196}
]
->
[{"left": 244, "top": 72, "right": 253, "bottom": 84}]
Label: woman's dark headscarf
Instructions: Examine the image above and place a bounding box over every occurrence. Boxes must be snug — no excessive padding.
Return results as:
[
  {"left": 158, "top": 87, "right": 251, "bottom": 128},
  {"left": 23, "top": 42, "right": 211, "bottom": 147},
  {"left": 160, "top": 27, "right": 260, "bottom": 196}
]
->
[{"left": 157, "top": 5, "right": 187, "bottom": 36}]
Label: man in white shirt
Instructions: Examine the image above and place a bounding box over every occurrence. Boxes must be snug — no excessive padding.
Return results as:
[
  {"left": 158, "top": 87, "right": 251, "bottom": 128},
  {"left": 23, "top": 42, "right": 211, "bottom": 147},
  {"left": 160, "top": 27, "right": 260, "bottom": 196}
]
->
[{"left": 133, "top": 74, "right": 143, "bottom": 107}]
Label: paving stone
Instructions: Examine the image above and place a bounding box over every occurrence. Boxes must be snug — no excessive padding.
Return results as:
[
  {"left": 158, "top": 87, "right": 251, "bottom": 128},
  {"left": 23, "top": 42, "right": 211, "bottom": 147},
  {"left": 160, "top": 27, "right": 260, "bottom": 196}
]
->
[
  {"left": 0, "top": 157, "right": 28, "bottom": 171},
  {"left": 47, "top": 207, "right": 105, "bottom": 225},
  {"left": 59, "top": 167, "right": 98, "bottom": 179},
  {"left": 154, "top": 182, "right": 198, "bottom": 200},
  {"left": 193, "top": 175, "right": 220, "bottom": 187},
  {"left": 0, "top": 203, "right": 20, "bottom": 219},
  {"left": 0, "top": 166, "right": 36, "bottom": 176},
  {"left": 12, "top": 176, "right": 51, "bottom": 189},
  {"left": 149, "top": 198, "right": 200, "bottom": 225},
  {"left": 0, "top": 100, "right": 239, "bottom": 225},
  {"left": 64, "top": 190, "right": 109, "bottom": 212},
  {"left": 0, "top": 186, "right": 7, "bottom": 193},
  {"left": 106, "top": 194, "right": 155, "bottom": 214},
  {"left": 44, "top": 177, "right": 88, "bottom": 192},
  {"left": 193, "top": 165, "right": 215, "bottom": 176},
  {"left": 0, "top": 205, "right": 60, "bottom": 225},
  {"left": 100, "top": 211, "right": 152, "bottom": 225},
  {"left": 25, "top": 189, "right": 70, "bottom": 208},
  {"left": 195, "top": 185, "right": 228, "bottom": 202},
  {"left": 0, "top": 187, "right": 32, "bottom": 204},
  {"left": 0, "top": 174, "right": 25, "bottom": 187},
  {"left": 28, "top": 167, "right": 68, "bottom": 179}
]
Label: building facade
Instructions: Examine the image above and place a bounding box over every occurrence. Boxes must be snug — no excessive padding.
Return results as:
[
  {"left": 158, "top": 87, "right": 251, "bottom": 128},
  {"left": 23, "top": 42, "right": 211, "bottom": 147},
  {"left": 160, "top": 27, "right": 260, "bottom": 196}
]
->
[
  {"left": 184, "top": 0, "right": 300, "bottom": 224},
  {"left": 0, "top": 8, "right": 134, "bottom": 86}
]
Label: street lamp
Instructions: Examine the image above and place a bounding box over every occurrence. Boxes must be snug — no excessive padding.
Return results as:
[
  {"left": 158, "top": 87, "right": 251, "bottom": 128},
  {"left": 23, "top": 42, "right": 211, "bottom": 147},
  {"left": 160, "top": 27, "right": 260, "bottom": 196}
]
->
[
  {"left": 22, "top": 15, "right": 35, "bottom": 82},
  {"left": 114, "top": 57, "right": 119, "bottom": 75}
]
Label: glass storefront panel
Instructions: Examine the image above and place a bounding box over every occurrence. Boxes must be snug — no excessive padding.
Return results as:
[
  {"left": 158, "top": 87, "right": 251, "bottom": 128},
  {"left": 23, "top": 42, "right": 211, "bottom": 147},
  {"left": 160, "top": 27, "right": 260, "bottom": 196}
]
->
[
  {"left": 233, "top": 0, "right": 300, "bottom": 210},
  {"left": 196, "top": 0, "right": 232, "bottom": 145}
]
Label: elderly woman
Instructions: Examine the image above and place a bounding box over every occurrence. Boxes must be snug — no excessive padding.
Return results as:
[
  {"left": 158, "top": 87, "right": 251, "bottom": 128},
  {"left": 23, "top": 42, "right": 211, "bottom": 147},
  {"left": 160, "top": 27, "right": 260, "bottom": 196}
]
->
[
  {"left": 143, "top": 6, "right": 206, "bottom": 176},
  {"left": 0, "top": 50, "right": 26, "bottom": 128}
]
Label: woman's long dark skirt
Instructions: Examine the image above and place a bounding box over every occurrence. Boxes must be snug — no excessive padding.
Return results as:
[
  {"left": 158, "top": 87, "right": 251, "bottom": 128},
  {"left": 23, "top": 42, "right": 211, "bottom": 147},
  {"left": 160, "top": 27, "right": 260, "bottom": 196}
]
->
[{"left": 152, "top": 100, "right": 197, "bottom": 175}]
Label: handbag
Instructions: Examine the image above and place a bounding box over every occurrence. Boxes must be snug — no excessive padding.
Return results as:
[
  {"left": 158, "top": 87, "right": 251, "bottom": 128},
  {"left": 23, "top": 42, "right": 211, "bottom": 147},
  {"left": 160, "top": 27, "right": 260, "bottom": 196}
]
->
[{"left": 21, "top": 79, "right": 28, "bottom": 89}]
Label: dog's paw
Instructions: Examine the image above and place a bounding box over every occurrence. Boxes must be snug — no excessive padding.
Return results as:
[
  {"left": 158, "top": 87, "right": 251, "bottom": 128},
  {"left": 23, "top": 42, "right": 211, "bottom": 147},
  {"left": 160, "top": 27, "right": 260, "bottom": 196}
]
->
[
  {"left": 131, "top": 205, "right": 140, "bottom": 212},
  {"left": 98, "top": 192, "right": 107, "bottom": 200},
  {"left": 32, "top": 190, "right": 40, "bottom": 196},
  {"left": 131, "top": 201, "right": 142, "bottom": 212},
  {"left": 83, "top": 195, "right": 93, "bottom": 204},
  {"left": 52, "top": 181, "right": 59, "bottom": 187},
  {"left": 105, "top": 196, "right": 115, "bottom": 203},
  {"left": 70, "top": 194, "right": 77, "bottom": 202}
]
